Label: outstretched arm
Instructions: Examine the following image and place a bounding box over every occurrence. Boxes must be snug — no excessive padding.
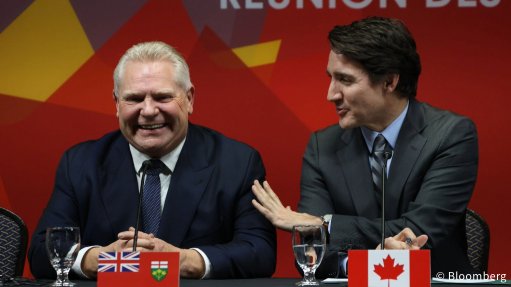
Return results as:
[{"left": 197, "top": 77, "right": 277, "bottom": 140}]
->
[{"left": 251, "top": 180, "right": 322, "bottom": 231}]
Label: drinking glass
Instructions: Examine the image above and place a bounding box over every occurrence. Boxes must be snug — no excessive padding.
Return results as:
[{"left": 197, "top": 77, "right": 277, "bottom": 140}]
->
[
  {"left": 45, "top": 227, "right": 81, "bottom": 286},
  {"left": 292, "top": 225, "right": 326, "bottom": 286}
]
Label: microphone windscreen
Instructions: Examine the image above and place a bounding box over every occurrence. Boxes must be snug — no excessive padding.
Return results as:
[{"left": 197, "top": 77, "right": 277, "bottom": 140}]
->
[{"left": 141, "top": 159, "right": 152, "bottom": 171}]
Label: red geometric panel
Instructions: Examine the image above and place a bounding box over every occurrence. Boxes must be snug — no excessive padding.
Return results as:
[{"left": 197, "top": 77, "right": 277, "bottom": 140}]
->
[
  {"left": 0, "top": 176, "right": 11, "bottom": 209},
  {"left": 0, "top": 99, "right": 117, "bottom": 236},
  {"left": 48, "top": 0, "right": 199, "bottom": 115},
  {"left": 47, "top": 55, "right": 116, "bottom": 115},
  {"left": 0, "top": 93, "right": 43, "bottom": 125}
]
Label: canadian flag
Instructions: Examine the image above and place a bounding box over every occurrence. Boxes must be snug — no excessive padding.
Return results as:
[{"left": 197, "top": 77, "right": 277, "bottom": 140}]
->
[{"left": 348, "top": 250, "right": 430, "bottom": 287}]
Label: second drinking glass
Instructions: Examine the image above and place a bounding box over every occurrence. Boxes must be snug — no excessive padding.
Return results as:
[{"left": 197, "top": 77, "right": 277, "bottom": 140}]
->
[{"left": 292, "top": 225, "right": 326, "bottom": 286}]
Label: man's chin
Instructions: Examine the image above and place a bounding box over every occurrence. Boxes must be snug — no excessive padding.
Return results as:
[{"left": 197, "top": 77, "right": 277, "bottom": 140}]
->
[
  {"left": 131, "top": 139, "right": 170, "bottom": 157},
  {"left": 138, "top": 147, "right": 167, "bottom": 158},
  {"left": 338, "top": 118, "right": 356, "bottom": 129}
]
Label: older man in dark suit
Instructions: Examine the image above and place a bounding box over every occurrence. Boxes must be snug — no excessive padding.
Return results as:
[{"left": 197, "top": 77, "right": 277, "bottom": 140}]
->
[
  {"left": 252, "top": 16, "right": 478, "bottom": 277},
  {"left": 29, "top": 41, "right": 276, "bottom": 279}
]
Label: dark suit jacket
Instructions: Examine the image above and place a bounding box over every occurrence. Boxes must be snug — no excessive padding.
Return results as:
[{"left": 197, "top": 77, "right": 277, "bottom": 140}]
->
[
  {"left": 298, "top": 100, "right": 478, "bottom": 276},
  {"left": 29, "top": 123, "right": 276, "bottom": 279}
]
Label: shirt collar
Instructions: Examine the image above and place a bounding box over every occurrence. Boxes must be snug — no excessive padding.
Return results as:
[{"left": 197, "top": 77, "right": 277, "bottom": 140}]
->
[
  {"left": 129, "top": 137, "right": 186, "bottom": 174},
  {"left": 361, "top": 101, "right": 409, "bottom": 152}
]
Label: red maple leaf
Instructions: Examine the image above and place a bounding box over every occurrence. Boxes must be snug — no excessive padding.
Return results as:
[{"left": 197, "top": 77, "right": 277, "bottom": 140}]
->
[{"left": 373, "top": 254, "right": 405, "bottom": 287}]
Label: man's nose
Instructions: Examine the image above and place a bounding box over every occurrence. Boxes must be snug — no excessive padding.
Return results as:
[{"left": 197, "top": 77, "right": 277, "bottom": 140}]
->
[
  {"left": 140, "top": 97, "right": 159, "bottom": 116},
  {"left": 327, "top": 81, "right": 342, "bottom": 102}
]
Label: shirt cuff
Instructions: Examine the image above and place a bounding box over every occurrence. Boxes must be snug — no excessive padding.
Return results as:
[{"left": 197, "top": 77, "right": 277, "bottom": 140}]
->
[
  {"left": 190, "top": 248, "right": 212, "bottom": 279},
  {"left": 72, "top": 246, "right": 100, "bottom": 279},
  {"left": 342, "top": 256, "right": 348, "bottom": 277}
]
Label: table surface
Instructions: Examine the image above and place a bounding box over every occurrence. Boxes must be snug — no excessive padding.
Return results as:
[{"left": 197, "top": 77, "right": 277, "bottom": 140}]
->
[{"left": 4, "top": 277, "right": 510, "bottom": 286}]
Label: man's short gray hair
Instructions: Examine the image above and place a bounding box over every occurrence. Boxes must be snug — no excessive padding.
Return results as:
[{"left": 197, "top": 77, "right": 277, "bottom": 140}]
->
[{"left": 113, "top": 41, "right": 192, "bottom": 96}]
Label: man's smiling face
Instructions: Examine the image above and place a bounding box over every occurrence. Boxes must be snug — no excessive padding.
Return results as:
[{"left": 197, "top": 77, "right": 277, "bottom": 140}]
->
[{"left": 115, "top": 60, "right": 194, "bottom": 157}]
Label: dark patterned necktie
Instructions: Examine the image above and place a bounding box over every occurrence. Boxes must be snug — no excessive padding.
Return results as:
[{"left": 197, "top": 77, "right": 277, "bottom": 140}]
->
[
  {"left": 142, "top": 159, "right": 165, "bottom": 235},
  {"left": 370, "top": 134, "right": 391, "bottom": 201}
]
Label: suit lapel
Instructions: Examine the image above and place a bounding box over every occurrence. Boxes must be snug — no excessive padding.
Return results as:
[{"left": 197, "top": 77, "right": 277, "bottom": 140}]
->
[
  {"left": 337, "top": 128, "right": 380, "bottom": 218},
  {"left": 158, "top": 124, "right": 214, "bottom": 246},
  {"left": 99, "top": 133, "right": 140, "bottom": 237},
  {"left": 386, "top": 100, "right": 427, "bottom": 219}
]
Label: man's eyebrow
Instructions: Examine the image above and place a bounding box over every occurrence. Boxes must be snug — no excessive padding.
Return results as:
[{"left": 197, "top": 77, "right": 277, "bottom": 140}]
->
[
  {"left": 330, "top": 71, "right": 353, "bottom": 79},
  {"left": 123, "top": 90, "right": 175, "bottom": 96},
  {"left": 153, "top": 91, "right": 174, "bottom": 96},
  {"left": 122, "top": 91, "right": 144, "bottom": 97}
]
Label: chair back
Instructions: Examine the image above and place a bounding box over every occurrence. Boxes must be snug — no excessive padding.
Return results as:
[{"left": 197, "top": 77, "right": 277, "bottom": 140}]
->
[
  {"left": 465, "top": 208, "right": 490, "bottom": 274},
  {"left": 0, "top": 207, "right": 28, "bottom": 278}
]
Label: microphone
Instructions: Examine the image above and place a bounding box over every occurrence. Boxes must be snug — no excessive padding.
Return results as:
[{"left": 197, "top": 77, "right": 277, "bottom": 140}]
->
[
  {"left": 380, "top": 150, "right": 393, "bottom": 250},
  {"left": 133, "top": 160, "right": 152, "bottom": 252}
]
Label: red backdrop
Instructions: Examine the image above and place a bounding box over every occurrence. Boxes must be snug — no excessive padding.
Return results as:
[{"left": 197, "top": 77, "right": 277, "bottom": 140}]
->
[{"left": 1, "top": 0, "right": 509, "bottom": 278}]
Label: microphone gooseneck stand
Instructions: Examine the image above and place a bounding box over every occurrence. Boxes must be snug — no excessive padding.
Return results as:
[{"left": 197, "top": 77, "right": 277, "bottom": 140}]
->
[
  {"left": 133, "top": 160, "right": 152, "bottom": 252},
  {"left": 380, "top": 151, "right": 393, "bottom": 250}
]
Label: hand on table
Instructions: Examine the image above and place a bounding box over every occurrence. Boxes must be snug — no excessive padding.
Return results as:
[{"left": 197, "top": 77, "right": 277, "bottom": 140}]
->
[
  {"left": 376, "top": 227, "right": 428, "bottom": 250},
  {"left": 82, "top": 227, "right": 205, "bottom": 278}
]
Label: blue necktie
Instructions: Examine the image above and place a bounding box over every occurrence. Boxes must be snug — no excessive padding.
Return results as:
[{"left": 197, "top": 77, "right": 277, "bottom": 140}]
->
[{"left": 142, "top": 159, "right": 165, "bottom": 235}]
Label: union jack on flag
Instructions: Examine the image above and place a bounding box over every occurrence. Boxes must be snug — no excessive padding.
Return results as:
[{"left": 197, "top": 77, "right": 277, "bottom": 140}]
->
[{"left": 98, "top": 251, "right": 140, "bottom": 273}]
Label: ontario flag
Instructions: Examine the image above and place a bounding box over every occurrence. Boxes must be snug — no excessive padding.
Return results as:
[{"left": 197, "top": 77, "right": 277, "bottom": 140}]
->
[
  {"left": 97, "top": 251, "right": 179, "bottom": 287},
  {"left": 348, "top": 250, "right": 430, "bottom": 287}
]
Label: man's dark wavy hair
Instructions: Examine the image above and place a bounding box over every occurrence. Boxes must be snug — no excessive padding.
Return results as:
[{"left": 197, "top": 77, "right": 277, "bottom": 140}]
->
[{"left": 328, "top": 16, "right": 421, "bottom": 99}]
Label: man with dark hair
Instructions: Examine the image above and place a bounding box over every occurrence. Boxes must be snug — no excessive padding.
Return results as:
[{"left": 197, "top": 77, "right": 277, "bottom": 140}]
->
[
  {"left": 328, "top": 17, "right": 421, "bottom": 99},
  {"left": 252, "top": 16, "right": 478, "bottom": 277}
]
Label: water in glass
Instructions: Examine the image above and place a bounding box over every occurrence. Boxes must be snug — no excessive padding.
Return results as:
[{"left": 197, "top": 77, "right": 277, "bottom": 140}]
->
[
  {"left": 46, "top": 227, "right": 80, "bottom": 286},
  {"left": 292, "top": 225, "right": 326, "bottom": 286}
]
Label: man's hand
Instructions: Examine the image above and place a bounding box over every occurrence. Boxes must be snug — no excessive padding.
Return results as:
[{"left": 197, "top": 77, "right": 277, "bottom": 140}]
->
[
  {"left": 376, "top": 227, "right": 428, "bottom": 250},
  {"left": 81, "top": 227, "right": 205, "bottom": 279},
  {"left": 119, "top": 228, "right": 205, "bottom": 278},
  {"left": 81, "top": 237, "right": 131, "bottom": 279},
  {"left": 251, "top": 180, "right": 322, "bottom": 231}
]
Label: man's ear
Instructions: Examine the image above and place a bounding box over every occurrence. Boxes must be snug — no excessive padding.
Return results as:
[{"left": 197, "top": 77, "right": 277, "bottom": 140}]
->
[
  {"left": 187, "top": 86, "right": 195, "bottom": 115},
  {"left": 113, "top": 90, "right": 119, "bottom": 117},
  {"left": 383, "top": 74, "right": 400, "bottom": 93}
]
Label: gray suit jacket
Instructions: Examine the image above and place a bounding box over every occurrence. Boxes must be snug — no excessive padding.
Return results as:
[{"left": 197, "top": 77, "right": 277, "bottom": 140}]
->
[{"left": 298, "top": 100, "right": 478, "bottom": 276}]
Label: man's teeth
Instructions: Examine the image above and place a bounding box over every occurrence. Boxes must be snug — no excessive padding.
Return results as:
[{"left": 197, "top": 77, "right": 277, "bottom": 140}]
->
[{"left": 140, "top": 124, "right": 164, "bottom": 130}]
